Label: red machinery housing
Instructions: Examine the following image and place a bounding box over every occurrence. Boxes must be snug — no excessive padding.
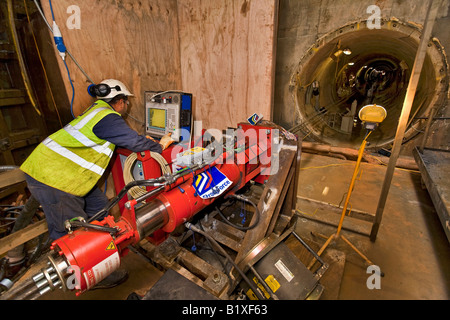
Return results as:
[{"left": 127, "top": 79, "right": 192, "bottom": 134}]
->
[{"left": 41, "top": 123, "right": 277, "bottom": 295}]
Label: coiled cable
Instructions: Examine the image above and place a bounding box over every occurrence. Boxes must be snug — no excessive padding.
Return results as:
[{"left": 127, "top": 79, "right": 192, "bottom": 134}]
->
[{"left": 123, "top": 152, "right": 171, "bottom": 199}]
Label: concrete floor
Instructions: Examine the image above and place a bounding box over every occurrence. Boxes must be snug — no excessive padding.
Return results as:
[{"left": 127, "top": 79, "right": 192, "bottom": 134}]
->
[
  {"left": 37, "top": 152, "right": 449, "bottom": 300},
  {"left": 295, "top": 153, "right": 450, "bottom": 300}
]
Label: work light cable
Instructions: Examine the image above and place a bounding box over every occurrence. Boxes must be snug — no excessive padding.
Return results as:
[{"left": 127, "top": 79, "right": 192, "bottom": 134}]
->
[{"left": 33, "top": 0, "right": 95, "bottom": 118}]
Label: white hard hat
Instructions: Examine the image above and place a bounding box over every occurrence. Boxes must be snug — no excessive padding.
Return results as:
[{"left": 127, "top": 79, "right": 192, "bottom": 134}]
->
[{"left": 97, "top": 79, "right": 134, "bottom": 100}]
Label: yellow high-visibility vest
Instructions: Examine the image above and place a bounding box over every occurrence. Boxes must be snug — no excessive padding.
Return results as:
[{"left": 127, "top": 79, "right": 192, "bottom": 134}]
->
[{"left": 21, "top": 100, "right": 120, "bottom": 196}]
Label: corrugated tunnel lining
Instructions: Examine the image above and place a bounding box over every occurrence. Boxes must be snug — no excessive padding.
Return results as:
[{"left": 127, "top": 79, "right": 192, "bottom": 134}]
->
[{"left": 291, "top": 19, "right": 448, "bottom": 149}]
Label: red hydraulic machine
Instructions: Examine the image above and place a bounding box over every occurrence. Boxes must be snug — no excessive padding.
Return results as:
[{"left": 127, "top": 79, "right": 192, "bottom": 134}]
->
[{"left": 10, "top": 122, "right": 282, "bottom": 297}]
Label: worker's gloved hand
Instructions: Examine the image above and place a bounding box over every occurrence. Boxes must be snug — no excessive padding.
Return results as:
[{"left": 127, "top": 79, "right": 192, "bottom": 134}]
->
[
  {"left": 146, "top": 135, "right": 157, "bottom": 142},
  {"left": 159, "top": 133, "right": 174, "bottom": 151}
]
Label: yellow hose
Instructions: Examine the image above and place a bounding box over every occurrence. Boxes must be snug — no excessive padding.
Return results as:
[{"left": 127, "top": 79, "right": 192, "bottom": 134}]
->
[{"left": 24, "top": 0, "right": 63, "bottom": 127}]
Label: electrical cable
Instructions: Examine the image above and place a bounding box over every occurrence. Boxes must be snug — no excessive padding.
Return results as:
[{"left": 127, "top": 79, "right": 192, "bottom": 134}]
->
[
  {"left": 215, "top": 195, "right": 260, "bottom": 231},
  {"left": 48, "top": 0, "right": 55, "bottom": 21},
  {"left": 185, "top": 222, "right": 266, "bottom": 300},
  {"left": 89, "top": 149, "right": 222, "bottom": 223},
  {"left": 68, "top": 220, "right": 118, "bottom": 234},
  {"left": 33, "top": 0, "right": 93, "bottom": 83},
  {"left": 195, "top": 222, "right": 235, "bottom": 293},
  {"left": 47, "top": 0, "right": 76, "bottom": 118},
  {"left": 125, "top": 113, "right": 145, "bottom": 125},
  {"left": 123, "top": 152, "right": 170, "bottom": 199},
  {"left": 33, "top": 0, "right": 95, "bottom": 118},
  {"left": 63, "top": 59, "right": 75, "bottom": 118},
  {"left": 87, "top": 177, "right": 166, "bottom": 223},
  {"left": 149, "top": 90, "right": 186, "bottom": 100}
]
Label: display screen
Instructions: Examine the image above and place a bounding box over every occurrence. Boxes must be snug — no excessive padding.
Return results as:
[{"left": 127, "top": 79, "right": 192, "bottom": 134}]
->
[{"left": 149, "top": 108, "right": 166, "bottom": 129}]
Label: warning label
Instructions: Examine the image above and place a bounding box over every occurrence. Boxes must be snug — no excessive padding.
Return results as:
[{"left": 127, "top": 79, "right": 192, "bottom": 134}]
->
[
  {"left": 106, "top": 241, "right": 116, "bottom": 251},
  {"left": 83, "top": 252, "right": 120, "bottom": 289}
]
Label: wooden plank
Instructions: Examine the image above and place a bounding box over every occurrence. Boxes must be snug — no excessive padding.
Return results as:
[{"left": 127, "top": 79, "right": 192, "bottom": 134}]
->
[
  {"left": 0, "top": 168, "right": 25, "bottom": 189},
  {"left": 295, "top": 198, "right": 372, "bottom": 237},
  {"left": 0, "top": 181, "right": 26, "bottom": 199},
  {"left": 178, "top": 0, "right": 278, "bottom": 130},
  {"left": 297, "top": 196, "right": 375, "bottom": 222},
  {"left": 177, "top": 248, "right": 228, "bottom": 296},
  {"left": 0, "top": 97, "right": 26, "bottom": 107},
  {"left": 138, "top": 238, "right": 229, "bottom": 298},
  {"left": 202, "top": 218, "right": 245, "bottom": 252},
  {"left": 0, "top": 219, "right": 48, "bottom": 256}
]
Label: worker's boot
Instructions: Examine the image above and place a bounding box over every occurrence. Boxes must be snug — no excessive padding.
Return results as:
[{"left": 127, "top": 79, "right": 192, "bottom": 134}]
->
[
  {"left": 5, "top": 245, "right": 25, "bottom": 265},
  {"left": 91, "top": 269, "right": 129, "bottom": 290}
]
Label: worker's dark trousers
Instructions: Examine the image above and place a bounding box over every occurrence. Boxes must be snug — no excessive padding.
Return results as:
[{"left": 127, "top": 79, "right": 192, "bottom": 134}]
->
[{"left": 24, "top": 174, "right": 109, "bottom": 240}]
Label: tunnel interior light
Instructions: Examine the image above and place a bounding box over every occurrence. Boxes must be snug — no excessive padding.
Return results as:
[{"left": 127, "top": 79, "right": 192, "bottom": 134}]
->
[{"left": 343, "top": 48, "right": 352, "bottom": 55}]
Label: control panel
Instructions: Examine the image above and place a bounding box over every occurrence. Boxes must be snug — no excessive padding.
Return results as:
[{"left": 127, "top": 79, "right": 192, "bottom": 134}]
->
[{"left": 145, "top": 91, "right": 192, "bottom": 143}]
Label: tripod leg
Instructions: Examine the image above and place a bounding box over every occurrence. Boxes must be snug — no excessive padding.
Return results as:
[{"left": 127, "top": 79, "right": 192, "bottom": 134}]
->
[
  {"left": 341, "top": 235, "right": 373, "bottom": 266},
  {"left": 307, "top": 233, "right": 335, "bottom": 270}
]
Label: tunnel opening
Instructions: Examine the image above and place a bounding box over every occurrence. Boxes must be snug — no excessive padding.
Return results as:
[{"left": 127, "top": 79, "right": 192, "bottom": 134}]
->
[{"left": 290, "top": 19, "right": 448, "bottom": 150}]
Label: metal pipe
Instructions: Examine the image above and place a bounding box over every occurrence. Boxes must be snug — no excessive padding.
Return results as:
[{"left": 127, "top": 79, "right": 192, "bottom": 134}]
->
[
  {"left": 0, "top": 277, "right": 38, "bottom": 300},
  {"left": 32, "top": 266, "right": 54, "bottom": 284},
  {"left": 292, "top": 231, "right": 326, "bottom": 267},
  {"left": 419, "top": 106, "right": 438, "bottom": 153},
  {"left": 0, "top": 165, "right": 19, "bottom": 172},
  {"left": 135, "top": 199, "right": 169, "bottom": 239}
]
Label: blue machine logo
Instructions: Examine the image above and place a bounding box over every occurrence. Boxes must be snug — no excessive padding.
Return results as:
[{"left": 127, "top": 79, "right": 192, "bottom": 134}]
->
[
  {"left": 193, "top": 167, "right": 232, "bottom": 199},
  {"left": 247, "top": 113, "right": 263, "bottom": 125}
]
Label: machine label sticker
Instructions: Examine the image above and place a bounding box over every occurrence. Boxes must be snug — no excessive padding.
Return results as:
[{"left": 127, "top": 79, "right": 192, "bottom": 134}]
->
[
  {"left": 248, "top": 275, "right": 281, "bottom": 300},
  {"left": 265, "top": 275, "right": 281, "bottom": 293},
  {"left": 193, "top": 167, "right": 232, "bottom": 199},
  {"left": 83, "top": 252, "right": 120, "bottom": 290},
  {"left": 275, "top": 259, "right": 294, "bottom": 282}
]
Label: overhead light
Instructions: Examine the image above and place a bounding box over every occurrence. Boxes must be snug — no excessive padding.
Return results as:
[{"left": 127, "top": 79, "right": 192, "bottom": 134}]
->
[{"left": 343, "top": 48, "right": 352, "bottom": 55}]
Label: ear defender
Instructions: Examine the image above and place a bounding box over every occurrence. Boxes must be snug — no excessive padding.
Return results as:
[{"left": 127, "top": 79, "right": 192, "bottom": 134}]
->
[{"left": 87, "top": 84, "right": 122, "bottom": 98}]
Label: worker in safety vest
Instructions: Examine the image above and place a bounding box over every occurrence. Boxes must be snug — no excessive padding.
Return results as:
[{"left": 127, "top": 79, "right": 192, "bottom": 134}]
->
[
  {"left": 16, "top": 79, "right": 173, "bottom": 288},
  {"left": 21, "top": 79, "right": 174, "bottom": 238}
]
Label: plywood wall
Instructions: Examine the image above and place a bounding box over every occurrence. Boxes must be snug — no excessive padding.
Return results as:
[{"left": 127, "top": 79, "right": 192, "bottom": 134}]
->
[
  {"left": 40, "top": 0, "right": 278, "bottom": 133},
  {"left": 40, "top": 0, "right": 182, "bottom": 132},
  {"left": 178, "top": 0, "right": 278, "bottom": 131}
]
